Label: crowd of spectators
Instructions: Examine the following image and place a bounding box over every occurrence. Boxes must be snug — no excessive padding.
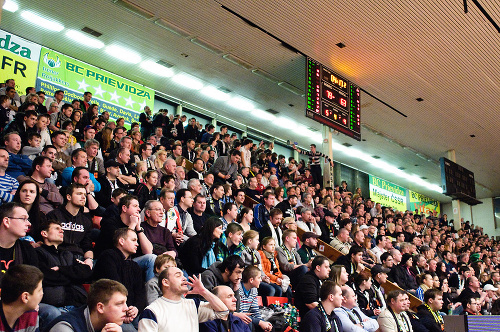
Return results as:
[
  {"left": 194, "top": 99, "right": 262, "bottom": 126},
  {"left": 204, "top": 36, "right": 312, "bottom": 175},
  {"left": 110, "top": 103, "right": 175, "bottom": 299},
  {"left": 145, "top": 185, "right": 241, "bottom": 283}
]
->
[{"left": 0, "top": 80, "right": 499, "bottom": 332}]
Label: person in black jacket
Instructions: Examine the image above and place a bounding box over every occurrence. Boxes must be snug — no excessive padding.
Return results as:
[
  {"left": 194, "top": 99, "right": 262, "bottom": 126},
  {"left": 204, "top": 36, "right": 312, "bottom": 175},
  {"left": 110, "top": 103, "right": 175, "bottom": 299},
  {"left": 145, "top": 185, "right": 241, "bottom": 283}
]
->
[
  {"left": 3, "top": 108, "right": 38, "bottom": 147},
  {"left": 391, "top": 253, "right": 418, "bottom": 293},
  {"left": 35, "top": 219, "right": 92, "bottom": 327},
  {"left": 133, "top": 170, "right": 158, "bottom": 209},
  {"left": 353, "top": 270, "right": 382, "bottom": 317},
  {"left": 301, "top": 280, "right": 344, "bottom": 332},
  {"left": 95, "top": 159, "right": 126, "bottom": 208},
  {"left": 93, "top": 228, "right": 146, "bottom": 325},
  {"left": 416, "top": 289, "right": 445, "bottom": 332},
  {"left": 295, "top": 256, "right": 331, "bottom": 318},
  {"left": 46, "top": 183, "right": 94, "bottom": 261}
]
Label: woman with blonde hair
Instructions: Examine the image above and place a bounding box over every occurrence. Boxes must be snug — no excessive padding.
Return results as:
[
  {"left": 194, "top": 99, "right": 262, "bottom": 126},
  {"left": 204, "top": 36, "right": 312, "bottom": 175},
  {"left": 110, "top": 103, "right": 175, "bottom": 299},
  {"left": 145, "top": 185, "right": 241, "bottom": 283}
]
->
[
  {"left": 154, "top": 150, "right": 168, "bottom": 170},
  {"left": 175, "top": 156, "right": 186, "bottom": 168}
]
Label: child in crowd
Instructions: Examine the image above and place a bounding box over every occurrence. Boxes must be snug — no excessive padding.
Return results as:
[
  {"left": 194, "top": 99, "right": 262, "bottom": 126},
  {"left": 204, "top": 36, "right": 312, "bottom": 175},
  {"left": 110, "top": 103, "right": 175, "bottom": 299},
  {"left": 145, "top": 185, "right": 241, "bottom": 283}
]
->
[
  {"left": 217, "top": 222, "right": 245, "bottom": 261},
  {"left": 238, "top": 266, "right": 273, "bottom": 332},
  {"left": 136, "top": 161, "right": 148, "bottom": 183},
  {"left": 259, "top": 237, "right": 291, "bottom": 298},
  {"left": 21, "top": 132, "right": 43, "bottom": 160},
  {"left": 145, "top": 253, "right": 177, "bottom": 305}
]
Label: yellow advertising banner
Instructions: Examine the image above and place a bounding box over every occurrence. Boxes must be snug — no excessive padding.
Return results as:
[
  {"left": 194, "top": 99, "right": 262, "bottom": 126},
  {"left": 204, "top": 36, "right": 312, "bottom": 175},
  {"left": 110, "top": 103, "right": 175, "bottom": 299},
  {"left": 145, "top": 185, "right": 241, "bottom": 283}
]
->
[
  {"left": 0, "top": 30, "right": 41, "bottom": 96},
  {"left": 369, "top": 175, "right": 407, "bottom": 212},
  {"left": 408, "top": 190, "right": 440, "bottom": 216}
]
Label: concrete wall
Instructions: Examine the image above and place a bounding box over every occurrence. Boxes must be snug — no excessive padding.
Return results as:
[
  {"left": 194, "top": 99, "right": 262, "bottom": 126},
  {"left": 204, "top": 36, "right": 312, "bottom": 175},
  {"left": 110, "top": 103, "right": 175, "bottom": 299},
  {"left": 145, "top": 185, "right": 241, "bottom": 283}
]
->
[{"left": 442, "top": 198, "right": 499, "bottom": 237}]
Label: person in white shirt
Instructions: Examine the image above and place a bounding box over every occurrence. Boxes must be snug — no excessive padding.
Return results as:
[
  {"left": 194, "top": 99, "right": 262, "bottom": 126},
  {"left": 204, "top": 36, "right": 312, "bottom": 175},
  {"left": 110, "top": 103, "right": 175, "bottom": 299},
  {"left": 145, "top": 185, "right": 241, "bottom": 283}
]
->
[
  {"left": 297, "top": 207, "right": 321, "bottom": 236},
  {"left": 138, "top": 267, "right": 229, "bottom": 332},
  {"left": 371, "top": 235, "right": 388, "bottom": 264},
  {"left": 334, "top": 285, "right": 379, "bottom": 332}
]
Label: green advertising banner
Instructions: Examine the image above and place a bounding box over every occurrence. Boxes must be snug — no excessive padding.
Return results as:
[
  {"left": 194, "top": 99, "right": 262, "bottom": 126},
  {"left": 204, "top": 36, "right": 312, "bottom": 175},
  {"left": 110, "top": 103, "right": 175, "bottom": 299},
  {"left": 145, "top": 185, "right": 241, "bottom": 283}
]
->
[
  {"left": 369, "top": 175, "right": 407, "bottom": 212},
  {"left": 408, "top": 190, "right": 440, "bottom": 216},
  {"left": 36, "top": 47, "right": 154, "bottom": 125},
  {"left": 0, "top": 29, "right": 41, "bottom": 97}
]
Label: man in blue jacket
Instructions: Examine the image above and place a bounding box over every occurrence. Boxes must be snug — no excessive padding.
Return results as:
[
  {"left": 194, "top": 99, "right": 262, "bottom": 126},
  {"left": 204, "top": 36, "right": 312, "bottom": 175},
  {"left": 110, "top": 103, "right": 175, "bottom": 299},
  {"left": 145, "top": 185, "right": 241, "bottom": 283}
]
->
[{"left": 4, "top": 132, "right": 32, "bottom": 179}]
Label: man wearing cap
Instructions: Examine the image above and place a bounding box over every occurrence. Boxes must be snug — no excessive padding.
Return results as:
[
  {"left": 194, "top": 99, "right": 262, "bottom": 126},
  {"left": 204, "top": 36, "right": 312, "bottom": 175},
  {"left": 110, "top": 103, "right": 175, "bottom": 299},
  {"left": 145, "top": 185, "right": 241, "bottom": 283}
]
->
[
  {"left": 483, "top": 284, "right": 498, "bottom": 313},
  {"left": 319, "top": 209, "right": 338, "bottom": 244},
  {"left": 330, "top": 228, "right": 352, "bottom": 256},
  {"left": 95, "top": 159, "right": 127, "bottom": 208},
  {"left": 298, "top": 232, "right": 319, "bottom": 264},
  {"left": 371, "top": 265, "right": 390, "bottom": 311}
]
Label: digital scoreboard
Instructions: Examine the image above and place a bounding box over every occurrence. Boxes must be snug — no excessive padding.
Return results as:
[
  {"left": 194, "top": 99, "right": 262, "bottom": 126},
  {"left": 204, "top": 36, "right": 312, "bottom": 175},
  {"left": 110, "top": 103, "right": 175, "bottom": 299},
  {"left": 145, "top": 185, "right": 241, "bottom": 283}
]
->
[
  {"left": 305, "top": 57, "right": 361, "bottom": 141},
  {"left": 440, "top": 157, "right": 481, "bottom": 205}
]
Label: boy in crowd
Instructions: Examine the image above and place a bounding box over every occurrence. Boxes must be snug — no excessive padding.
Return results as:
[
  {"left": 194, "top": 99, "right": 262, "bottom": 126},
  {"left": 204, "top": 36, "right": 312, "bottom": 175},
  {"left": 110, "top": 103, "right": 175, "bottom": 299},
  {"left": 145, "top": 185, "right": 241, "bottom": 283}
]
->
[{"left": 21, "top": 132, "right": 43, "bottom": 160}]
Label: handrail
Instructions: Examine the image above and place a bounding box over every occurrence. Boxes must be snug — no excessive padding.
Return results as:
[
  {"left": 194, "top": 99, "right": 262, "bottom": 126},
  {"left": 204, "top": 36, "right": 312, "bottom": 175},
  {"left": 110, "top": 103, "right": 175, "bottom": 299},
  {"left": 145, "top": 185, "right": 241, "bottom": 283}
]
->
[
  {"left": 295, "top": 227, "right": 423, "bottom": 311},
  {"left": 185, "top": 159, "right": 193, "bottom": 171}
]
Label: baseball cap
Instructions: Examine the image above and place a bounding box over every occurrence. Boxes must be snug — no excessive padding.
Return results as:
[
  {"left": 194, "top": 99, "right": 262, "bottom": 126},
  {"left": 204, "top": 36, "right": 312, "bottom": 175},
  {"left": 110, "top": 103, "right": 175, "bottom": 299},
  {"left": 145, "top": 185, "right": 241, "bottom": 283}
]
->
[
  {"left": 105, "top": 160, "right": 121, "bottom": 168},
  {"left": 484, "top": 284, "right": 498, "bottom": 291},
  {"left": 302, "top": 232, "right": 320, "bottom": 242},
  {"left": 359, "top": 225, "right": 369, "bottom": 230},
  {"left": 371, "top": 264, "right": 390, "bottom": 277}
]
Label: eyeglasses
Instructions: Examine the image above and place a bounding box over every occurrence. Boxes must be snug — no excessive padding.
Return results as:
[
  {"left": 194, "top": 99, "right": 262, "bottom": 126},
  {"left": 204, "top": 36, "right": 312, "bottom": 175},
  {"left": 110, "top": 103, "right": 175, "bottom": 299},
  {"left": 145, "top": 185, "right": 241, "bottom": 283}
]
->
[
  {"left": 149, "top": 208, "right": 165, "bottom": 212},
  {"left": 8, "top": 217, "right": 30, "bottom": 223}
]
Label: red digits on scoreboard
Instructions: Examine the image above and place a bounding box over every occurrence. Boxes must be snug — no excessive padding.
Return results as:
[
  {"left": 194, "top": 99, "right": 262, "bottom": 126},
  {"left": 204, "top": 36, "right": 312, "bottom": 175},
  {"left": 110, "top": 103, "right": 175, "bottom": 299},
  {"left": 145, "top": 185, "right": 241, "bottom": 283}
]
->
[
  {"left": 340, "top": 98, "right": 347, "bottom": 107},
  {"left": 326, "top": 90, "right": 333, "bottom": 99}
]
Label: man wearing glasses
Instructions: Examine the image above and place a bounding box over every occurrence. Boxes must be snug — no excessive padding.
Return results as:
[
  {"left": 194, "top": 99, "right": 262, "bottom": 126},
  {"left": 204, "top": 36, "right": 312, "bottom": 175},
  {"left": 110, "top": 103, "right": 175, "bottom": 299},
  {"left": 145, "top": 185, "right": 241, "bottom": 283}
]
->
[
  {"left": 141, "top": 200, "right": 177, "bottom": 258},
  {"left": 0, "top": 202, "right": 38, "bottom": 279}
]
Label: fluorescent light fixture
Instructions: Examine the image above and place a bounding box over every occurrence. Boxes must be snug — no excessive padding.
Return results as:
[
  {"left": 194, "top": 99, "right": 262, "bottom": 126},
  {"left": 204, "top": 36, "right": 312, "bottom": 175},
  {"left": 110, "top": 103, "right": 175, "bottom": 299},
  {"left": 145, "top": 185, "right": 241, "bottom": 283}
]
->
[
  {"left": 21, "top": 11, "right": 64, "bottom": 32},
  {"left": 252, "top": 109, "right": 276, "bottom": 121},
  {"left": 172, "top": 73, "right": 204, "bottom": 90},
  {"left": 226, "top": 96, "right": 254, "bottom": 111},
  {"left": 277, "top": 117, "right": 296, "bottom": 129},
  {"left": 200, "top": 86, "right": 230, "bottom": 101},
  {"left": 3, "top": 0, "right": 18, "bottom": 12},
  {"left": 105, "top": 45, "right": 141, "bottom": 64},
  {"left": 140, "top": 60, "right": 174, "bottom": 77},
  {"left": 65, "top": 30, "right": 104, "bottom": 49}
]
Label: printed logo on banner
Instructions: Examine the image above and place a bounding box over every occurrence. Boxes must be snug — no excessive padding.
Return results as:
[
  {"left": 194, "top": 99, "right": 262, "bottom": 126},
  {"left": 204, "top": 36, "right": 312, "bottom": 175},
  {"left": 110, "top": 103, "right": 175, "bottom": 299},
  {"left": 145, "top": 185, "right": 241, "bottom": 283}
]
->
[
  {"left": 43, "top": 52, "right": 61, "bottom": 68},
  {"left": 369, "top": 175, "right": 407, "bottom": 212}
]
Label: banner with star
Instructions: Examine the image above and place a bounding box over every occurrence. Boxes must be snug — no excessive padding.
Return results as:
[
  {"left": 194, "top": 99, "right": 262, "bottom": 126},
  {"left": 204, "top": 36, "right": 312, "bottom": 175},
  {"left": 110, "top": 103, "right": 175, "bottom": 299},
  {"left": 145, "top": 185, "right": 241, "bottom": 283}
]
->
[{"left": 35, "top": 47, "right": 154, "bottom": 126}]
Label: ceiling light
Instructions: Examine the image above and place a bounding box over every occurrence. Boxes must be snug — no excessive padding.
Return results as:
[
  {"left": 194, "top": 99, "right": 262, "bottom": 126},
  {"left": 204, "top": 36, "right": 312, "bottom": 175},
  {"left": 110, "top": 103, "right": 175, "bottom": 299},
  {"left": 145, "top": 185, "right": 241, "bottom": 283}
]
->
[
  {"left": 65, "top": 30, "right": 104, "bottom": 49},
  {"left": 172, "top": 73, "right": 204, "bottom": 90},
  {"left": 3, "top": 0, "right": 18, "bottom": 12},
  {"left": 140, "top": 60, "right": 174, "bottom": 77},
  {"left": 21, "top": 11, "right": 64, "bottom": 32},
  {"left": 200, "top": 86, "right": 230, "bottom": 101},
  {"left": 227, "top": 96, "right": 254, "bottom": 111},
  {"left": 253, "top": 109, "right": 276, "bottom": 121},
  {"left": 105, "top": 45, "right": 141, "bottom": 64},
  {"left": 277, "top": 117, "right": 296, "bottom": 129}
]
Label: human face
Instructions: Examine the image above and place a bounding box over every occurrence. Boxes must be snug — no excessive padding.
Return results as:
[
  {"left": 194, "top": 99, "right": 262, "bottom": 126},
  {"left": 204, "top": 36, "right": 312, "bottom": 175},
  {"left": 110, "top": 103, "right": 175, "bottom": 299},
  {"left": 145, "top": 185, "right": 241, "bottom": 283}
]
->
[
  {"left": 430, "top": 295, "right": 444, "bottom": 311},
  {"left": 0, "top": 149, "right": 9, "bottom": 169},
  {"left": 218, "top": 286, "right": 238, "bottom": 312},
  {"left": 18, "top": 183, "right": 37, "bottom": 206},
  {"left": 43, "top": 223, "right": 64, "bottom": 245},
  {"left": 352, "top": 252, "right": 363, "bottom": 264},
  {"left": 316, "top": 260, "right": 331, "bottom": 280},
  {"left": 193, "top": 197, "right": 207, "bottom": 213},
  {"left": 123, "top": 199, "right": 140, "bottom": 216},
  {"left": 423, "top": 274, "right": 434, "bottom": 288},
  {"left": 181, "top": 191, "right": 193, "bottom": 208},
  {"left": 391, "top": 294, "right": 408, "bottom": 314},
  {"left": 73, "top": 151, "right": 88, "bottom": 167},
  {"left": 68, "top": 188, "right": 87, "bottom": 207},
  {"left": 114, "top": 128, "right": 125, "bottom": 141},
  {"left": 5, "top": 206, "right": 31, "bottom": 238},
  {"left": 42, "top": 147, "right": 56, "bottom": 161},
  {"left": 161, "top": 192, "right": 176, "bottom": 211},
  {"left": 118, "top": 149, "right": 131, "bottom": 164},
  {"left": 228, "top": 231, "right": 243, "bottom": 246},
  {"left": 343, "top": 288, "right": 357, "bottom": 309},
  {"left": 86, "top": 144, "right": 99, "bottom": 158},
  {"left": 247, "top": 236, "right": 259, "bottom": 250},
  {"left": 286, "top": 233, "right": 298, "bottom": 247},
  {"left": 147, "top": 202, "right": 164, "bottom": 223},
  {"left": 469, "top": 298, "right": 480, "bottom": 313},
  {"left": 263, "top": 240, "right": 276, "bottom": 253},
  {"left": 6, "top": 134, "right": 22, "bottom": 153},
  {"left": 36, "top": 116, "right": 49, "bottom": 131},
  {"left": 331, "top": 285, "right": 343, "bottom": 308},
  {"left": 235, "top": 191, "right": 246, "bottom": 204},
  {"left": 37, "top": 160, "right": 53, "bottom": 179},
  {"left": 194, "top": 159, "right": 204, "bottom": 172},
  {"left": 85, "top": 129, "right": 96, "bottom": 140},
  {"left": 121, "top": 231, "right": 138, "bottom": 255},
  {"left": 165, "top": 160, "right": 176, "bottom": 174},
  {"left": 52, "top": 134, "right": 67, "bottom": 148},
  {"left": 229, "top": 267, "right": 244, "bottom": 285},
  {"left": 26, "top": 280, "right": 44, "bottom": 311},
  {"left": 99, "top": 292, "right": 128, "bottom": 325},
  {"left": 147, "top": 172, "right": 159, "bottom": 187},
  {"left": 76, "top": 169, "right": 90, "bottom": 186},
  {"left": 24, "top": 114, "right": 38, "bottom": 128},
  {"left": 212, "top": 225, "right": 224, "bottom": 239}
]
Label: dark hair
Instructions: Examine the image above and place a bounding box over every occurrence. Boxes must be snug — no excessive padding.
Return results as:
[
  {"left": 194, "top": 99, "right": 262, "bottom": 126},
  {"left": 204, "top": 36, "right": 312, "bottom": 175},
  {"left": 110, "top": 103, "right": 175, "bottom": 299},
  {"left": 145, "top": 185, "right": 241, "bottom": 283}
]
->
[
  {"left": 31, "top": 156, "right": 51, "bottom": 173},
  {"left": 236, "top": 207, "right": 251, "bottom": 224},
  {"left": 222, "top": 202, "right": 235, "bottom": 215},
  {"left": 380, "top": 252, "right": 392, "bottom": 264},
  {"left": 87, "top": 279, "right": 128, "bottom": 311},
  {"left": 66, "top": 183, "right": 86, "bottom": 196},
  {"left": 113, "top": 227, "right": 134, "bottom": 247},
  {"left": 118, "top": 195, "right": 138, "bottom": 212},
  {"left": 424, "top": 288, "right": 443, "bottom": 303},
  {"left": 113, "top": 126, "right": 125, "bottom": 134},
  {"left": 198, "top": 217, "right": 224, "bottom": 257},
  {"left": 218, "top": 255, "right": 245, "bottom": 274},
  {"left": 270, "top": 208, "right": 283, "bottom": 218},
  {"left": 51, "top": 130, "right": 66, "bottom": 139},
  {"left": 349, "top": 245, "right": 364, "bottom": 257},
  {"left": 311, "top": 256, "right": 329, "bottom": 271},
  {"left": 13, "top": 180, "right": 42, "bottom": 238},
  {"left": 0, "top": 202, "right": 23, "bottom": 223},
  {"left": 112, "top": 188, "right": 128, "bottom": 199},
  {"left": 387, "top": 289, "right": 407, "bottom": 303},
  {"left": 27, "top": 132, "right": 41, "bottom": 141},
  {"left": 230, "top": 149, "right": 240, "bottom": 157},
  {"left": 72, "top": 166, "right": 88, "bottom": 183},
  {"left": 1, "top": 265, "right": 43, "bottom": 304},
  {"left": 225, "top": 222, "right": 243, "bottom": 236},
  {"left": 175, "top": 188, "right": 190, "bottom": 204},
  {"left": 42, "top": 144, "right": 56, "bottom": 153},
  {"left": 40, "top": 219, "right": 61, "bottom": 232},
  {"left": 160, "top": 175, "right": 175, "bottom": 188},
  {"left": 353, "top": 270, "right": 372, "bottom": 286},
  {"left": 376, "top": 234, "right": 386, "bottom": 245},
  {"left": 24, "top": 109, "right": 38, "bottom": 119},
  {"left": 61, "top": 104, "right": 72, "bottom": 112},
  {"left": 71, "top": 148, "right": 86, "bottom": 163},
  {"left": 320, "top": 280, "right": 340, "bottom": 301}
]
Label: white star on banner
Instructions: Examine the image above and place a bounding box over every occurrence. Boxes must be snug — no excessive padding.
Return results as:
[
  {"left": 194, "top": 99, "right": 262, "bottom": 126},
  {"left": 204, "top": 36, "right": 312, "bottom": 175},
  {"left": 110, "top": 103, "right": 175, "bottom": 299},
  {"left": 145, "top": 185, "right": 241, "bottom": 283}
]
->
[
  {"left": 124, "top": 95, "right": 135, "bottom": 108},
  {"left": 109, "top": 90, "right": 121, "bottom": 103},
  {"left": 138, "top": 99, "right": 148, "bottom": 111},
  {"left": 76, "top": 79, "right": 90, "bottom": 91},
  {"left": 93, "top": 85, "right": 106, "bottom": 97}
]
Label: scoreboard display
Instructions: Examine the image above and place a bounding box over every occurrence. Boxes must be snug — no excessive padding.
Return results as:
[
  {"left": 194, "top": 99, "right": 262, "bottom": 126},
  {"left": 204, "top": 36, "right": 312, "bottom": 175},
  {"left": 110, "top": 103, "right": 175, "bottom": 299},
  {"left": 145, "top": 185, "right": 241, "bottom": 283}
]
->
[
  {"left": 440, "top": 157, "right": 476, "bottom": 198},
  {"left": 306, "top": 57, "right": 361, "bottom": 141}
]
